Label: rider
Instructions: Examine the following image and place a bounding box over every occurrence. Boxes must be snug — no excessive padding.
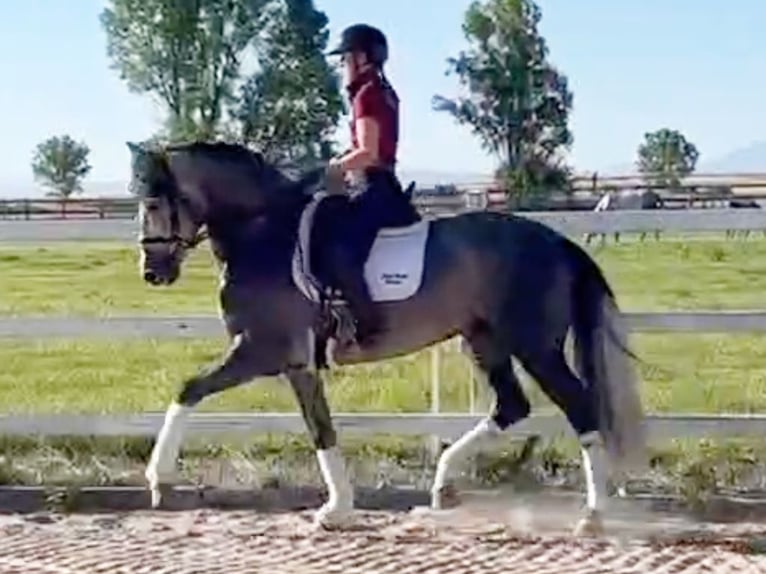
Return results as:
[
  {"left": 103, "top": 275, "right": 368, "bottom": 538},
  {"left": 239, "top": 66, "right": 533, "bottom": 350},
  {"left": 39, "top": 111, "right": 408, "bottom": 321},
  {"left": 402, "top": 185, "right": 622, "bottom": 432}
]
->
[{"left": 325, "top": 23, "right": 420, "bottom": 345}]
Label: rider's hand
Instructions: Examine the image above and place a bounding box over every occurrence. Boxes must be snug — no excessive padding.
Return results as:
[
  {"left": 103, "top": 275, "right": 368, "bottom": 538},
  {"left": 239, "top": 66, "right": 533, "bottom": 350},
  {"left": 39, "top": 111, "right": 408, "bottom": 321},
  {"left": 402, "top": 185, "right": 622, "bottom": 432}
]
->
[{"left": 325, "top": 159, "right": 346, "bottom": 194}]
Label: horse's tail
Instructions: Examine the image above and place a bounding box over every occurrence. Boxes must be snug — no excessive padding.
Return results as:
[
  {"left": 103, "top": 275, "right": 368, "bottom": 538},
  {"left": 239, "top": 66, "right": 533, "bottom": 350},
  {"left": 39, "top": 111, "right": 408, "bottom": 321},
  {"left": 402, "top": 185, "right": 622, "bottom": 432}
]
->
[{"left": 566, "top": 240, "right": 647, "bottom": 472}]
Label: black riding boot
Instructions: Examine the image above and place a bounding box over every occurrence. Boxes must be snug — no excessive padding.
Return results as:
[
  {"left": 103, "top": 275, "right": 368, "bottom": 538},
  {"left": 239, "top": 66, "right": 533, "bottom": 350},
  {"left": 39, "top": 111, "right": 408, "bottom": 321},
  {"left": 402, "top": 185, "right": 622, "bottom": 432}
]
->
[{"left": 331, "top": 249, "right": 383, "bottom": 345}]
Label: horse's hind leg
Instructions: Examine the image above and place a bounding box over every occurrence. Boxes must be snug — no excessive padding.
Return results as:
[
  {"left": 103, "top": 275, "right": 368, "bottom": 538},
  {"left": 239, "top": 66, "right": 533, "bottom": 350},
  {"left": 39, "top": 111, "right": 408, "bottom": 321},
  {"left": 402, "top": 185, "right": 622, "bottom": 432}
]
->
[
  {"left": 515, "top": 345, "right": 607, "bottom": 537},
  {"left": 145, "top": 332, "right": 280, "bottom": 508},
  {"left": 431, "top": 332, "right": 531, "bottom": 509}
]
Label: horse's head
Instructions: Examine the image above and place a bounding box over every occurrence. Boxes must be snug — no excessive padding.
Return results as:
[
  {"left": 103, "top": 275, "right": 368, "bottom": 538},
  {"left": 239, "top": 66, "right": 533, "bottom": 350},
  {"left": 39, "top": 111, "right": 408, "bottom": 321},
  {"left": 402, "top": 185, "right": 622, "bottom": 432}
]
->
[
  {"left": 127, "top": 141, "right": 206, "bottom": 286},
  {"left": 127, "top": 139, "right": 323, "bottom": 284}
]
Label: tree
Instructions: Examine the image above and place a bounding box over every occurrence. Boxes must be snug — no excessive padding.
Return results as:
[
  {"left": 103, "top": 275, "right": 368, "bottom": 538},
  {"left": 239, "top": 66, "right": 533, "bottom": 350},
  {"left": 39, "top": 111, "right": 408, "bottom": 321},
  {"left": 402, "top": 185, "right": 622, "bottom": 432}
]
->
[
  {"left": 234, "top": 0, "right": 343, "bottom": 165},
  {"left": 636, "top": 129, "right": 699, "bottom": 190},
  {"left": 433, "top": 0, "right": 573, "bottom": 208},
  {"left": 100, "top": 0, "right": 266, "bottom": 141},
  {"left": 31, "top": 135, "right": 92, "bottom": 199}
]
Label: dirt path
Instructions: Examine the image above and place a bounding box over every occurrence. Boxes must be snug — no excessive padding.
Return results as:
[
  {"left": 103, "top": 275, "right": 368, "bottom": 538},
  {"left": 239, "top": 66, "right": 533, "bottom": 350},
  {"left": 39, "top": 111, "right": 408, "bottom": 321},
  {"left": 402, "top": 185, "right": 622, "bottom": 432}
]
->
[{"left": 1, "top": 488, "right": 766, "bottom": 573}]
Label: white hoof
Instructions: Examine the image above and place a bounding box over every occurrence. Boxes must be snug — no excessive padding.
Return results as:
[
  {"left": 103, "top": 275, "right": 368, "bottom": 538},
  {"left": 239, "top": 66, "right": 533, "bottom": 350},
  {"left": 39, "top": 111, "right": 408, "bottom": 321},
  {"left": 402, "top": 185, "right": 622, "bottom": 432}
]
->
[
  {"left": 573, "top": 509, "right": 605, "bottom": 538},
  {"left": 145, "top": 467, "right": 175, "bottom": 509},
  {"left": 313, "top": 501, "right": 354, "bottom": 529},
  {"left": 147, "top": 482, "right": 176, "bottom": 509},
  {"left": 431, "top": 484, "right": 461, "bottom": 510}
]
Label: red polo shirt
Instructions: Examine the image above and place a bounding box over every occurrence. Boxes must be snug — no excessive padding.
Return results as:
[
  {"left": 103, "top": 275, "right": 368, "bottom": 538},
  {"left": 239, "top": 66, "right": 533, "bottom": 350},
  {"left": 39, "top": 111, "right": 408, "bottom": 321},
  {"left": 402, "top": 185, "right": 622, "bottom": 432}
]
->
[{"left": 348, "top": 69, "right": 398, "bottom": 167}]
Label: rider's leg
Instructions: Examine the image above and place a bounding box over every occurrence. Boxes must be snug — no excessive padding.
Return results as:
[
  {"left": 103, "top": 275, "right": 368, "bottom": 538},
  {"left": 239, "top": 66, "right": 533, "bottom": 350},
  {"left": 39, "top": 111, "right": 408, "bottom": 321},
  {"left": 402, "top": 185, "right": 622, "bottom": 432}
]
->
[
  {"left": 328, "top": 235, "right": 383, "bottom": 344},
  {"left": 327, "top": 188, "right": 383, "bottom": 344}
]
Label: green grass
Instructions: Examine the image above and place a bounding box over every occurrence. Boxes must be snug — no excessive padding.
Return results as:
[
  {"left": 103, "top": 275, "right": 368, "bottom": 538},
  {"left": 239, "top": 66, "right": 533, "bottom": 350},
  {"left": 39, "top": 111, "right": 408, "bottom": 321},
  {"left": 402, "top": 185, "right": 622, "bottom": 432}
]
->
[
  {"left": 0, "top": 237, "right": 765, "bottom": 497},
  {"left": 0, "top": 334, "right": 765, "bottom": 416},
  {"left": 0, "top": 237, "right": 765, "bottom": 316},
  {"left": 0, "top": 238, "right": 763, "bottom": 415},
  {"left": 0, "top": 242, "right": 221, "bottom": 316}
]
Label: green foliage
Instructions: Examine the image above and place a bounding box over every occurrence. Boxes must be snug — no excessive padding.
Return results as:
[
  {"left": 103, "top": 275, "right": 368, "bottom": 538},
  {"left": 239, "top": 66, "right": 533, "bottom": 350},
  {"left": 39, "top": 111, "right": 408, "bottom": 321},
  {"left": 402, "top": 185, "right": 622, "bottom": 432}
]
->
[
  {"left": 495, "top": 155, "right": 572, "bottom": 210},
  {"left": 234, "top": 0, "right": 343, "bottom": 165},
  {"left": 30, "top": 135, "right": 92, "bottom": 198},
  {"left": 101, "top": 0, "right": 342, "bottom": 153},
  {"left": 434, "top": 0, "right": 573, "bottom": 206},
  {"left": 100, "top": 0, "right": 266, "bottom": 141},
  {"left": 636, "top": 128, "right": 700, "bottom": 190}
]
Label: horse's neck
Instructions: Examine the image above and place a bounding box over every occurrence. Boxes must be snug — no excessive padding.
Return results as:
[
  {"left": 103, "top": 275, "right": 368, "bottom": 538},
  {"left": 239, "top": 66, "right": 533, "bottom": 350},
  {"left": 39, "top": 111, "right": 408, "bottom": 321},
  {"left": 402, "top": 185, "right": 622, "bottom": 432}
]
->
[{"left": 205, "top": 201, "right": 305, "bottom": 279}]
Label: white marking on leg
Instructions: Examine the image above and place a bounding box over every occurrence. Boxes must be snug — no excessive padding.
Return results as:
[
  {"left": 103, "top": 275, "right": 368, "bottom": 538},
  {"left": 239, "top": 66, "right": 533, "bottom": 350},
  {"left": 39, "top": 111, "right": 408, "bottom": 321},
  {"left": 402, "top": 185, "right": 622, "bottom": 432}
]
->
[
  {"left": 325, "top": 338, "right": 337, "bottom": 368},
  {"left": 306, "top": 328, "right": 316, "bottom": 372},
  {"left": 315, "top": 446, "right": 354, "bottom": 526},
  {"left": 432, "top": 417, "right": 501, "bottom": 493},
  {"left": 145, "top": 401, "right": 190, "bottom": 488},
  {"left": 580, "top": 431, "right": 608, "bottom": 513}
]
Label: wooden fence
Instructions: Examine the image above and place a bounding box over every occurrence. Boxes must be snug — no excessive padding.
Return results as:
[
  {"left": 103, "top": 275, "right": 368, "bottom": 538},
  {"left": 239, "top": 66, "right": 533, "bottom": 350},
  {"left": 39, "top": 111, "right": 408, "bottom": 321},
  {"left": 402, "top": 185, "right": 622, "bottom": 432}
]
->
[
  {"left": 1, "top": 208, "right": 766, "bottom": 442},
  {"left": 5, "top": 170, "right": 766, "bottom": 220}
]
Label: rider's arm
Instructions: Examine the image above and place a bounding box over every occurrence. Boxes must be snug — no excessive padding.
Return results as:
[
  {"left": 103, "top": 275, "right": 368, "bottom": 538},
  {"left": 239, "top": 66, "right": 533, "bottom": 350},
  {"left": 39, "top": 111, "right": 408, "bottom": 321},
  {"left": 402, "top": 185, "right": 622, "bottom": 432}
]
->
[
  {"left": 329, "top": 85, "right": 382, "bottom": 177},
  {"left": 332, "top": 117, "right": 379, "bottom": 171}
]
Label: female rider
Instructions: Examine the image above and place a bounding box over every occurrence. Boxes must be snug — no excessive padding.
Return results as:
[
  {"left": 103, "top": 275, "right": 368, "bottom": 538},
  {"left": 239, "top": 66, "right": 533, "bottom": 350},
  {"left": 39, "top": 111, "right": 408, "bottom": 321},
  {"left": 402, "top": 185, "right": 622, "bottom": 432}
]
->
[{"left": 325, "top": 23, "right": 419, "bottom": 345}]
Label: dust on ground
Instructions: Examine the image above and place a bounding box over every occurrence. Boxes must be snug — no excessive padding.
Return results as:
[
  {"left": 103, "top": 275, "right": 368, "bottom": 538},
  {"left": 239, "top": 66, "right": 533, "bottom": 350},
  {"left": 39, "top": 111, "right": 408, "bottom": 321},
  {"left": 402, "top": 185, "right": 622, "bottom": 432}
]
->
[{"left": 1, "top": 487, "right": 766, "bottom": 573}]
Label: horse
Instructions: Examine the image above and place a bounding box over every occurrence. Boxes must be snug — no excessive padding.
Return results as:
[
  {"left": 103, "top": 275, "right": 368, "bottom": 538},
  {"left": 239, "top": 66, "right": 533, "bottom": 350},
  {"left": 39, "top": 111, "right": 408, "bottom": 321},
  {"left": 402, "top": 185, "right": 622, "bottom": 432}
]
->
[
  {"left": 584, "top": 189, "right": 664, "bottom": 245},
  {"left": 127, "top": 140, "right": 646, "bottom": 537}
]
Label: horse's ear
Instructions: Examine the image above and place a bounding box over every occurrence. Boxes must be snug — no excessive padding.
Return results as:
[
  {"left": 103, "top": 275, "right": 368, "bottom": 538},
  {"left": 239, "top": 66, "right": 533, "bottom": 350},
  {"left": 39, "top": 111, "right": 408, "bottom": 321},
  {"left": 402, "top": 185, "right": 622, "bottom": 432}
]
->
[
  {"left": 403, "top": 181, "right": 415, "bottom": 200},
  {"left": 126, "top": 141, "right": 144, "bottom": 156}
]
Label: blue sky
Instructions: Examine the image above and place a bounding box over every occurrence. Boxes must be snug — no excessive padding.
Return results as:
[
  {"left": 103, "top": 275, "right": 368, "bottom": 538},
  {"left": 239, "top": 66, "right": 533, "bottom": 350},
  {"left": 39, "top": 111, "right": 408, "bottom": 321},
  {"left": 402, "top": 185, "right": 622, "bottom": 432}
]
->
[{"left": 0, "top": 0, "right": 764, "bottom": 193}]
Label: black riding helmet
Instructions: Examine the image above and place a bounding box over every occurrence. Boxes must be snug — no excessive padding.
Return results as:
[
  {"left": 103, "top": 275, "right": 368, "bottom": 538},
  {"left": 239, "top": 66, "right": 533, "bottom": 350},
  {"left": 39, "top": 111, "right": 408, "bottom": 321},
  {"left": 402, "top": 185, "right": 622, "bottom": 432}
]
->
[{"left": 327, "top": 24, "right": 388, "bottom": 66}]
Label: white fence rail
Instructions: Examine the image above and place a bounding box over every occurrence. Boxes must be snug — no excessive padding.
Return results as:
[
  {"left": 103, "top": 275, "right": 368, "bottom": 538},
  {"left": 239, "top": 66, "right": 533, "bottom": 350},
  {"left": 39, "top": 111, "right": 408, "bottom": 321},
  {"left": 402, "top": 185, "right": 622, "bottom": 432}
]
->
[
  {"left": 0, "top": 207, "right": 766, "bottom": 242},
  {"left": 3, "top": 412, "right": 766, "bottom": 441},
  {"left": 1, "top": 209, "right": 765, "bottom": 441},
  {"left": 1, "top": 312, "right": 766, "bottom": 340}
]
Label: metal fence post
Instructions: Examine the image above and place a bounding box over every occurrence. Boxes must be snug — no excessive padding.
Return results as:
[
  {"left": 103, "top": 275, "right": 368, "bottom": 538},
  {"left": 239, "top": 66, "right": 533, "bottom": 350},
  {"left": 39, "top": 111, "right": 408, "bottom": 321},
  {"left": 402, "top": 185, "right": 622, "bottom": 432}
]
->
[{"left": 428, "top": 345, "right": 442, "bottom": 463}]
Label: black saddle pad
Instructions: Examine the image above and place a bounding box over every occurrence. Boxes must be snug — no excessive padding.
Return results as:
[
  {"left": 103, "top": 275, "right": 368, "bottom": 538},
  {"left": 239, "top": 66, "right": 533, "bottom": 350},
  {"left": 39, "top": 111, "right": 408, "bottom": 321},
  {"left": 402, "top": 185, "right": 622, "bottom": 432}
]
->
[{"left": 296, "top": 193, "right": 353, "bottom": 294}]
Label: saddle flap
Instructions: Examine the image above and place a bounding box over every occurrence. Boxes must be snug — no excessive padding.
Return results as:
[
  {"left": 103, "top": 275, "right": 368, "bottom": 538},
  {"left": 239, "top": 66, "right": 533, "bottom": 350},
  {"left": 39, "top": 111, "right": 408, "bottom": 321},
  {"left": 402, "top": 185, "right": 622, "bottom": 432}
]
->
[{"left": 292, "top": 194, "right": 430, "bottom": 304}]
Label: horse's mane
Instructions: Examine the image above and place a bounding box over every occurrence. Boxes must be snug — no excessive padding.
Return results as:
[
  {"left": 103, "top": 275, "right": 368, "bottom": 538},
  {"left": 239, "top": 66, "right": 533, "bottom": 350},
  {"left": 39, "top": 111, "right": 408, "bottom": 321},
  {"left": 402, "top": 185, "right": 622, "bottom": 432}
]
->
[
  {"left": 167, "top": 140, "right": 266, "bottom": 168},
  {"left": 166, "top": 140, "right": 302, "bottom": 193}
]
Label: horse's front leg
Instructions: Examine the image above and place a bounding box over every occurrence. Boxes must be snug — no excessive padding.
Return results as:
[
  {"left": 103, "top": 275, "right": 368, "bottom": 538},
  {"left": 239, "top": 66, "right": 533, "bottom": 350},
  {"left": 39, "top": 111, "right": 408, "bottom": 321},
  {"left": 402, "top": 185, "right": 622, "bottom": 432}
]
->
[
  {"left": 145, "top": 332, "right": 277, "bottom": 508},
  {"left": 285, "top": 367, "right": 354, "bottom": 529}
]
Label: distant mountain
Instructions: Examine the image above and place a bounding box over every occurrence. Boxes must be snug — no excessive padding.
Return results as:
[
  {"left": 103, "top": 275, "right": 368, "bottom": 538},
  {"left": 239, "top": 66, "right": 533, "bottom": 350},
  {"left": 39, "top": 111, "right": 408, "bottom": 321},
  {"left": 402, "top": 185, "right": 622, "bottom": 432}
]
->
[
  {"left": 4, "top": 143, "right": 763, "bottom": 199},
  {"left": 698, "top": 141, "right": 766, "bottom": 173},
  {"left": 0, "top": 180, "right": 129, "bottom": 198},
  {"left": 0, "top": 170, "right": 493, "bottom": 199},
  {"left": 597, "top": 142, "right": 766, "bottom": 177},
  {"left": 397, "top": 168, "right": 491, "bottom": 187}
]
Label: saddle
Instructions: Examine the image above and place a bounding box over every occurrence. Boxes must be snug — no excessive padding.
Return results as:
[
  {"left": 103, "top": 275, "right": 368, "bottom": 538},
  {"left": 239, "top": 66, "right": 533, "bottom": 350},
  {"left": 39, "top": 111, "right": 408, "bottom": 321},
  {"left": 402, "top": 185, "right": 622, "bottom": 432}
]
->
[{"left": 292, "top": 182, "right": 429, "bottom": 368}]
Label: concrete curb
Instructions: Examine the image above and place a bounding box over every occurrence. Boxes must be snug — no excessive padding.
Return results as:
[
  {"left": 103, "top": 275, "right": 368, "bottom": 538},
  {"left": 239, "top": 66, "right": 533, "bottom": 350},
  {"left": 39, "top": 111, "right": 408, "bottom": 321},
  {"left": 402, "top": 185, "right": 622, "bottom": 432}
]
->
[
  {"left": 2, "top": 485, "right": 766, "bottom": 523},
  {"left": 0, "top": 485, "right": 430, "bottom": 514}
]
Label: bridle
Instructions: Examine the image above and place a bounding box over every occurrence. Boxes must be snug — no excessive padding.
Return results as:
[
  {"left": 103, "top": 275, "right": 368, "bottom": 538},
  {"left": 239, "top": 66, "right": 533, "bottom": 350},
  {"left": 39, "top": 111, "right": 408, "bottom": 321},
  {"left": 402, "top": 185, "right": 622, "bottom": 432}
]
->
[
  {"left": 138, "top": 153, "right": 209, "bottom": 251},
  {"left": 139, "top": 191, "right": 209, "bottom": 251},
  {"left": 137, "top": 146, "right": 323, "bottom": 253}
]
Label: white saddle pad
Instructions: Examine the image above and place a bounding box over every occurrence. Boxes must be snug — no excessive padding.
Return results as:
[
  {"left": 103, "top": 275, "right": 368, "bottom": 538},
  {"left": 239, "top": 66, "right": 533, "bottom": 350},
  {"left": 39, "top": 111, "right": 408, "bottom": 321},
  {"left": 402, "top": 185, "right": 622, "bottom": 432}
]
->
[
  {"left": 291, "top": 194, "right": 430, "bottom": 303},
  {"left": 363, "top": 220, "right": 430, "bottom": 301}
]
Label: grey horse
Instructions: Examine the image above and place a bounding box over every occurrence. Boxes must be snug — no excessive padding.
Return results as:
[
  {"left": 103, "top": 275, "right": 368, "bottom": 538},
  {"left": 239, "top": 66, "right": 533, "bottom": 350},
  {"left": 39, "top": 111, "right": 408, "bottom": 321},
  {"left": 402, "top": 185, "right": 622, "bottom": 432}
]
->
[
  {"left": 585, "top": 189, "right": 664, "bottom": 244},
  {"left": 127, "top": 141, "right": 646, "bottom": 536}
]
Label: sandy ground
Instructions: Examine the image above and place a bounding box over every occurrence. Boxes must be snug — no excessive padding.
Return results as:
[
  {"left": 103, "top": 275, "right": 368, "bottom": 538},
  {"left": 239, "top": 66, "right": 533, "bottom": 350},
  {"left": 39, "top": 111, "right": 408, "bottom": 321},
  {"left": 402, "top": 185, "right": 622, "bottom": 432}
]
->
[{"left": 1, "top": 487, "right": 766, "bottom": 573}]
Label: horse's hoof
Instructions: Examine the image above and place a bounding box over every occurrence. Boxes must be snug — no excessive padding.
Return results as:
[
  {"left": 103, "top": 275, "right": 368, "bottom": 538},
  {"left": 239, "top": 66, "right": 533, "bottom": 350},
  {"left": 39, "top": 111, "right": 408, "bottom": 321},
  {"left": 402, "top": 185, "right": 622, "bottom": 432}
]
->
[
  {"left": 313, "top": 501, "right": 354, "bottom": 530},
  {"left": 573, "top": 509, "right": 605, "bottom": 538},
  {"left": 431, "top": 484, "right": 461, "bottom": 510},
  {"left": 147, "top": 482, "right": 173, "bottom": 509}
]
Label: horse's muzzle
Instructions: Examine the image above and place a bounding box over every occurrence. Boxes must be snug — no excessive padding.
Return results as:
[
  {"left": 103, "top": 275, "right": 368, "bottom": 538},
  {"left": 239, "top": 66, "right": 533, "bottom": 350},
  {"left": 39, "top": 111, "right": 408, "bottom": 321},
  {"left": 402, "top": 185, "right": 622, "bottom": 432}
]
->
[
  {"left": 143, "top": 269, "right": 162, "bottom": 285},
  {"left": 141, "top": 252, "right": 181, "bottom": 286}
]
